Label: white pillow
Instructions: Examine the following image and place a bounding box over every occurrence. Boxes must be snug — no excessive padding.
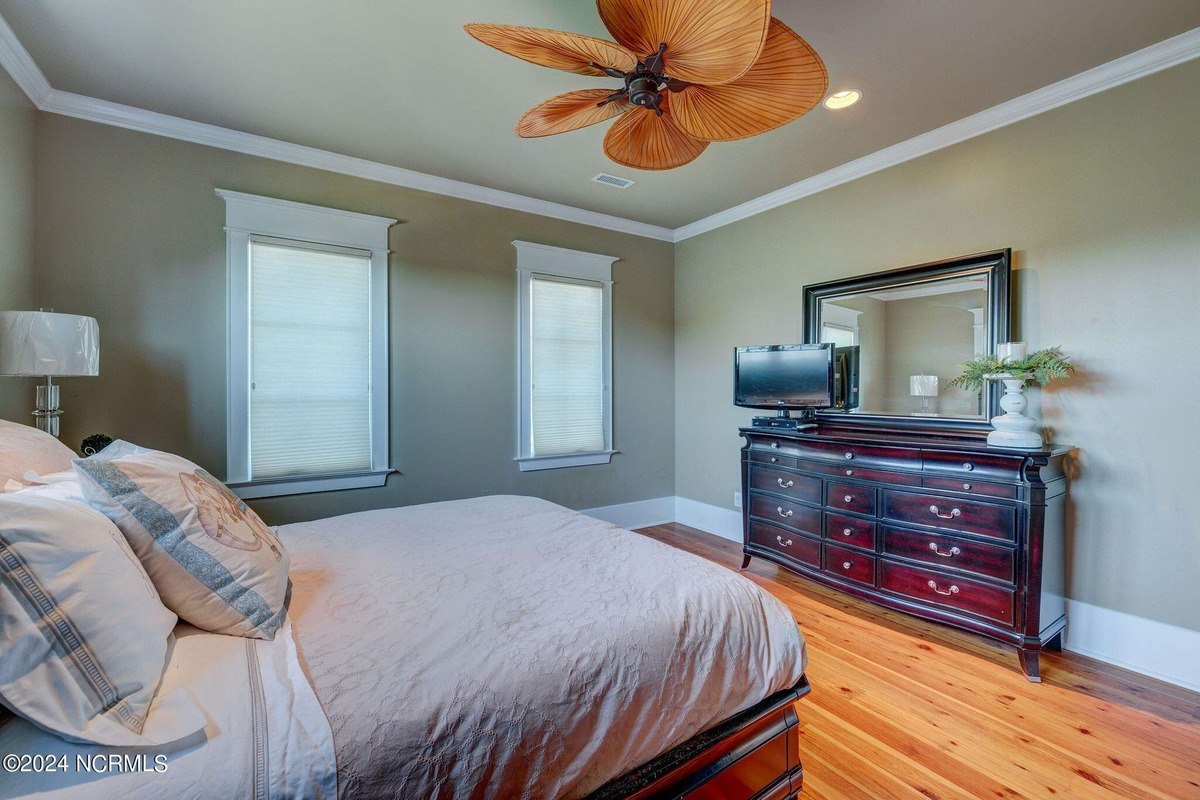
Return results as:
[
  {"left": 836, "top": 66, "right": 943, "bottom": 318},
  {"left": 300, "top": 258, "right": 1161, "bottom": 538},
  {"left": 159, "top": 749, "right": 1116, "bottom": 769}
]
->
[
  {"left": 0, "top": 493, "right": 203, "bottom": 746},
  {"left": 0, "top": 419, "right": 77, "bottom": 491},
  {"left": 73, "top": 450, "right": 290, "bottom": 640}
]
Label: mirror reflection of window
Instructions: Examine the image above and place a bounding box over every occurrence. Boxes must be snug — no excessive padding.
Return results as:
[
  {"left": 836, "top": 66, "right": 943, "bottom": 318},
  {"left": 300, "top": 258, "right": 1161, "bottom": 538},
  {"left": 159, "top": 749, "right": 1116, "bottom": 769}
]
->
[{"left": 821, "top": 322, "right": 857, "bottom": 348}]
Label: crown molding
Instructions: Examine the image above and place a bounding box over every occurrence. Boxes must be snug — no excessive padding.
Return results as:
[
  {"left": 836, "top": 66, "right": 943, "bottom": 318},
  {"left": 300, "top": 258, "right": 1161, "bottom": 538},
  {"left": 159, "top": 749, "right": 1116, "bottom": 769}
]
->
[
  {"left": 674, "top": 26, "right": 1200, "bottom": 242},
  {"left": 1, "top": 9, "right": 1196, "bottom": 245},
  {"left": 0, "top": 13, "right": 51, "bottom": 106},
  {"left": 0, "top": 13, "right": 673, "bottom": 244},
  {"left": 38, "top": 90, "right": 676, "bottom": 242}
]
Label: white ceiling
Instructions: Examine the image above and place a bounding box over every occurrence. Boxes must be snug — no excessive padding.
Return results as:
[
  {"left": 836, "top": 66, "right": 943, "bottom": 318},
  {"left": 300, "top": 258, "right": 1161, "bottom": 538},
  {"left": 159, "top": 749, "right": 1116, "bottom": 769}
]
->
[{"left": 2, "top": 0, "right": 1197, "bottom": 229}]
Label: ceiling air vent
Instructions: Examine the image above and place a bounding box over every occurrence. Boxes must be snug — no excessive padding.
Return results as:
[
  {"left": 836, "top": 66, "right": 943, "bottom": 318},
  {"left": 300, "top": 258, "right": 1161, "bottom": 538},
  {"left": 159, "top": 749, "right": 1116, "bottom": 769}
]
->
[{"left": 592, "top": 173, "right": 636, "bottom": 189}]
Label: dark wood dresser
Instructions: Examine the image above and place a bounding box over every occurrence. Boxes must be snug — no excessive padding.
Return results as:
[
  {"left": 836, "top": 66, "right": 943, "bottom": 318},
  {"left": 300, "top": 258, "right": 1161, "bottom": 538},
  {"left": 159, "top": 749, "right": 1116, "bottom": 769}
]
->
[{"left": 740, "top": 425, "right": 1071, "bottom": 680}]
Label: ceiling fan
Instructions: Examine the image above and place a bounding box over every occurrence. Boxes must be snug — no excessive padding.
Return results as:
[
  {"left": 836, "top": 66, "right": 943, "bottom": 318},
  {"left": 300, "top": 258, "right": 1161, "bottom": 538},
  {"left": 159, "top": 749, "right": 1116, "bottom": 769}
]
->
[{"left": 465, "top": 0, "right": 828, "bottom": 171}]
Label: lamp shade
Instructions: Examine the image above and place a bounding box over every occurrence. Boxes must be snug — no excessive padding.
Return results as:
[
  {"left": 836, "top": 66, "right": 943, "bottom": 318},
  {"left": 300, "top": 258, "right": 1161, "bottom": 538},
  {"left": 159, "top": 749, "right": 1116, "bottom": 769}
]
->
[
  {"left": 909, "top": 374, "right": 939, "bottom": 397},
  {"left": 0, "top": 311, "right": 100, "bottom": 377}
]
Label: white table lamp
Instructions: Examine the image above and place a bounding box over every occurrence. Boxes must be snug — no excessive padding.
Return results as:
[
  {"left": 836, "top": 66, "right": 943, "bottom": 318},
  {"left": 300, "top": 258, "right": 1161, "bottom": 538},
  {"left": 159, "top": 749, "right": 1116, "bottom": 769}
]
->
[
  {"left": 0, "top": 310, "right": 100, "bottom": 437},
  {"left": 909, "top": 374, "right": 939, "bottom": 415}
]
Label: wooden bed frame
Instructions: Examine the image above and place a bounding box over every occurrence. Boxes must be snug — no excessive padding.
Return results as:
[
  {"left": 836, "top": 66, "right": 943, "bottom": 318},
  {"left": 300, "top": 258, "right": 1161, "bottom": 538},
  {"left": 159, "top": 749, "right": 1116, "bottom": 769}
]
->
[{"left": 587, "top": 675, "right": 812, "bottom": 800}]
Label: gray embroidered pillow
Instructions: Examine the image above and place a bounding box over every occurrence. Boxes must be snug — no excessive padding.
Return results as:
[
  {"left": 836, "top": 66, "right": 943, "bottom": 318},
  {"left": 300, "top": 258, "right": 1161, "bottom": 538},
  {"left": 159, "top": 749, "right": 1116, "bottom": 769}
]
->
[
  {"left": 0, "top": 492, "right": 203, "bottom": 745},
  {"left": 74, "top": 450, "right": 290, "bottom": 640}
]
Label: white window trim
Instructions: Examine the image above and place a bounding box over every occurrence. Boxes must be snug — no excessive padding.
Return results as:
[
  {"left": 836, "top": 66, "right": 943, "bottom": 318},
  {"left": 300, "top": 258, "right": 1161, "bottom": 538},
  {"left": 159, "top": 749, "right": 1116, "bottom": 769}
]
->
[
  {"left": 513, "top": 241, "right": 617, "bottom": 472},
  {"left": 217, "top": 189, "right": 396, "bottom": 498}
]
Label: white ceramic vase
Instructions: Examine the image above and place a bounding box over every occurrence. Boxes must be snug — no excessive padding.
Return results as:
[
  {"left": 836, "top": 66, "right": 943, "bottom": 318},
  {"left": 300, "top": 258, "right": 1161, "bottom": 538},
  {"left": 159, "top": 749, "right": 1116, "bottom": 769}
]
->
[{"left": 987, "top": 377, "right": 1044, "bottom": 450}]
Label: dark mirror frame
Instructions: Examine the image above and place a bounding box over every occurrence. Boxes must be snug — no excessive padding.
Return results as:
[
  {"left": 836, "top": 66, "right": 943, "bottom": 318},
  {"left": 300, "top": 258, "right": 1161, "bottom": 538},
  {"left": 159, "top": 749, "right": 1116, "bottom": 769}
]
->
[{"left": 803, "top": 249, "right": 1011, "bottom": 437}]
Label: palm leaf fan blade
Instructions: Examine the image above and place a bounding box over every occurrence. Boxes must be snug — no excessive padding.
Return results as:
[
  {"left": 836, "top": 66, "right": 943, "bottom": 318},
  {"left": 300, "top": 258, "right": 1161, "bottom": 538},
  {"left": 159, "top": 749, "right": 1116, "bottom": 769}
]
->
[
  {"left": 516, "top": 90, "right": 633, "bottom": 138},
  {"left": 603, "top": 99, "right": 708, "bottom": 170},
  {"left": 596, "top": 0, "right": 770, "bottom": 85},
  {"left": 671, "top": 18, "right": 828, "bottom": 141},
  {"left": 463, "top": 24, "right": 637, "bottom": 76}
]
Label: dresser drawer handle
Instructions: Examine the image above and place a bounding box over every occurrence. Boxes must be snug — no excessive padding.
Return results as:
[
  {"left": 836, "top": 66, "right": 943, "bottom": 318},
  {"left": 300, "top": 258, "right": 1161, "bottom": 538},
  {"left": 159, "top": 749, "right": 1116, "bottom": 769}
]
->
[
  {"left": 927, "top": 580, "right": 960, "bottom": 596},
  {"left": 842, "top": 561, "right": 853, "bottom": 570},
  {"left": 770, "top": 456, "right": 778, "bottom": 463},
  {"left": 844, "top": 452, "right": 854, "bottom": 460},
  {"left": 962, "top": 483, "right": 971, "bottom": 490},
  {"left": 929, "top": 505, "right": 962, "bottom": 519},
  {"left": 776, "top": 506, "right": 793, "bottom": 518},
  {"left": 777, "top": 477, "right": 794, "bottom": 488},
  {"left": 770, "top": 442, "right": 780, "bottom": 449},
  {"left": 843, "top": 494, "right": 854, "bottom": 503},
  {"left": 962, "top": 462, "right": 974, "bottom": 471},
  {"left": 845, "top": 469, "right": 853, "bottom": 476},
  {"left": 842, "top": 527, "right": 853, "bottom": 537},
  {"left": 929, "top": 543, "right": 962, "bottom": 558},
  {"left": 776, "top": 535, "right": 793, "bottom": 547}
]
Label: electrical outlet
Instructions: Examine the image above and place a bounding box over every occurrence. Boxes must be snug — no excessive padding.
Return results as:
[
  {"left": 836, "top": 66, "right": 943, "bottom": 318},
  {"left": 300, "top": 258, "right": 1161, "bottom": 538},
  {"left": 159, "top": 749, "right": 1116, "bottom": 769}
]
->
[{"left": 733, "top": 492, "right": 743, "bottom": 510}]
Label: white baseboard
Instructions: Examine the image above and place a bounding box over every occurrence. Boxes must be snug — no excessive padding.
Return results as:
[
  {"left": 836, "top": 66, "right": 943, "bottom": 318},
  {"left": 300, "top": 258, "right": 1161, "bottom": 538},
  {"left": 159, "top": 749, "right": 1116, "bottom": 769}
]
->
[
  {"left": 663, "top": 495, "right": 1200, "bottom": 692},
  {"left": 1062, "top": 599, "right": 1200, "bottom": 692},
  {"left": 582, "top": 496, "right": 675, "bottom": 530},
  {"left": 673, "top": 496, "right": 742, "bottom": 542}
]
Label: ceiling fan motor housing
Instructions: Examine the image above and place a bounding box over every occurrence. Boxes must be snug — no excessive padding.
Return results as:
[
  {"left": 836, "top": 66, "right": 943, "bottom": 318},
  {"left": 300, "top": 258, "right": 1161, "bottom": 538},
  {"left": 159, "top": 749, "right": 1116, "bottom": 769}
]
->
[{"left": 628, "top": 75, "right": 663, "bottom": 109}]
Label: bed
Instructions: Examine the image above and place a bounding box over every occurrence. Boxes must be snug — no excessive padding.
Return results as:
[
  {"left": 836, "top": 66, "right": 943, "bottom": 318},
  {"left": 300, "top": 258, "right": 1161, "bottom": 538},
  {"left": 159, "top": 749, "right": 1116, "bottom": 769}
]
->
[{"left": 1, "top": 495, "right": 809, "bottom": 799}]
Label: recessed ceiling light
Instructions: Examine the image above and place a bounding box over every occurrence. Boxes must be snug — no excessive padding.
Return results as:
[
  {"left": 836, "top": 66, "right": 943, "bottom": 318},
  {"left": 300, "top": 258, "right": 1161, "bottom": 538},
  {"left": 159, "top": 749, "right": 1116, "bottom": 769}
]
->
[{"left": 824, "top": 90, "right": 861, "bottom": 110}]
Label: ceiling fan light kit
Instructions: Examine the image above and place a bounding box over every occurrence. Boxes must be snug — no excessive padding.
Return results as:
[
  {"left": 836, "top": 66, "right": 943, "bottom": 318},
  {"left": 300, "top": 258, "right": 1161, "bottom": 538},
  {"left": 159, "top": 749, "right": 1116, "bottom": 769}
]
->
[{"left": 465, "top": 0, "right": 828, "bottom": 171}]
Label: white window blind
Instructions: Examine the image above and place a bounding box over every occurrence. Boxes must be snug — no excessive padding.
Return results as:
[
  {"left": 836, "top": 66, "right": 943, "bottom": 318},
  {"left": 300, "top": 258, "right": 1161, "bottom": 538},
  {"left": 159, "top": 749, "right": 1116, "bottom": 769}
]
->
[
  {"left": 249, "top": 239, "right": 373, "bottom": 479},
  {"left": 530, "top": 276, "right": 605, "bottom": 457}
]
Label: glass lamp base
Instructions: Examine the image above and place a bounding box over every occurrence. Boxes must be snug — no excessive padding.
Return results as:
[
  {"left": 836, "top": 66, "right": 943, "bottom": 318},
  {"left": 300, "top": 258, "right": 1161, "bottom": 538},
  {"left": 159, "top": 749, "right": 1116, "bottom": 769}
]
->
[{"left": 33, "top": 380, "right": 63, "bottom": 438}]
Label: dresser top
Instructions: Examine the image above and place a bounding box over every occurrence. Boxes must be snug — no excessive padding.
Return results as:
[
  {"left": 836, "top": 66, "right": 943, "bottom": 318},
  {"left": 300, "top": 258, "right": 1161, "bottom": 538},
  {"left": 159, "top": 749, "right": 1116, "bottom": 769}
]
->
[{"left": 739, "top": 425, "right": 1073, "bottom": 459}]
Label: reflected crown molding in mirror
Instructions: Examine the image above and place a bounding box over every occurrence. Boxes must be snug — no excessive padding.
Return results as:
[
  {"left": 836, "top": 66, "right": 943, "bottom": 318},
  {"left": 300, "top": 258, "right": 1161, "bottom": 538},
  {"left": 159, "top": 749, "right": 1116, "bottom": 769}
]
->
[{"left": 804, "top": 249, "right": 1011, "bottom": 436}]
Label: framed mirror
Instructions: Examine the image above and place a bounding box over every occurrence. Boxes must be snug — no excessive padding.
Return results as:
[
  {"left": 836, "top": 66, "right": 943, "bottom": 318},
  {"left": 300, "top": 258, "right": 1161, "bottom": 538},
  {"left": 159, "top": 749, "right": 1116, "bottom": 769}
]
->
[{"left": 803, "top": 249, "right": 1011, "bottom": 434}]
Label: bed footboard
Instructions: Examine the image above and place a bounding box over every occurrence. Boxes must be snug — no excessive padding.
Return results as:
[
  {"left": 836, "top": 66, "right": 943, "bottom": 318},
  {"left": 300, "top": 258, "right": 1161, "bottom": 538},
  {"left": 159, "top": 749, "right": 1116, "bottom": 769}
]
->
[{"left": 586, "top": 675, "right": 812, "bottom": 800}]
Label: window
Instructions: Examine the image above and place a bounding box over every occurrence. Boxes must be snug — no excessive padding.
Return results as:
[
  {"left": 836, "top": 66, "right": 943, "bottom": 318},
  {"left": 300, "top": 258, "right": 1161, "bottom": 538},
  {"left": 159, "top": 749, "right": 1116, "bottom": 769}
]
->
[
  {"left": 514, "top": 241, "right": 616, "bottom": 471},
  {"left": 820, "top": 303, "right": 862, "bottom": 347},
  {"left": 219, "top": 190, "right": 395, "bottom": 498},
  {"left": 821, "top": 322, "right": 857, "bottom": 348}
]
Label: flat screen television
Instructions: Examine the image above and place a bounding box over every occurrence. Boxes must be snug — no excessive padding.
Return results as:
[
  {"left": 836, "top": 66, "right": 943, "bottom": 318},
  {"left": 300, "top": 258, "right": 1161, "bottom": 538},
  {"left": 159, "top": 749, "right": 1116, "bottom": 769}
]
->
[
  {"left": 833, "top": 345, "right": 861, "bottom": 411},
  {"left": 734, "top": 344, "right": 835, "bottom": 410}
]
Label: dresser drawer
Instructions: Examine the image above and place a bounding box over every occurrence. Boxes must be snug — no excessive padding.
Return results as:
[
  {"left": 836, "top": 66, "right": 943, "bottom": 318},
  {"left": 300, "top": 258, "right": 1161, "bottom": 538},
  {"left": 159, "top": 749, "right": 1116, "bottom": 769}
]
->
[
  {"left": 922, "top": 475, "right": 1018, "bottom": 499},
  {"left": 826, "top": 481, "right": 877, "bottom": 516},
  {"left": 824, "top": 543, "right": 876, "bottom": 586},
  {"left": 748, "top": 493, "right": 821, "bottom": 537},
  {"left": 748, "top": 521, "right": 821, "bottom": 568},
  {"left": 882, "top": 526, "right": 1014, "bottom": 584},
  {"left": 880, "top": 561, "right": 1015, "bottom": 626},
  {"left": 749, "top": 467, "right": 821, "bottom": 505},
  {"left": 922, "top": 451, "right": 1024, "bottom": 483},
  {"left": 882, "top": 490, "right": 1016, "bottom": 541},
  {"left": 749, "top": 449, "right": 798, "bottom": 470},
  {"left": 802, "top": 460, "right": 922, "bottom": 486},
  {"left": 748, "top": 438, "right": 805, "bottom": 458},
  {"left": 824, "top": 513, "right": 876, "bottom": 551},
  {"left": 800, "top": 440, "right": 918, "bottom": 472}
]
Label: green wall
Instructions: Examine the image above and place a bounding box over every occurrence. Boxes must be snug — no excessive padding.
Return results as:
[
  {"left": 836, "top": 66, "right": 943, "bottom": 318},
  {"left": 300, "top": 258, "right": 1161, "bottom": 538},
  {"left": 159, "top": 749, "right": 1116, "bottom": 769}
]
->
[
  {"left": 674, "top": 60, "right": 1200, "bottom": 632},
  {"left": 16, "top": 58, "right": 1200, "bottom": 631},
  {"left": 0, "top": 68, "right": 36, "bottom": 419},
  {"left": 34, "top": 116, "right": 675, "bottom": 524}
]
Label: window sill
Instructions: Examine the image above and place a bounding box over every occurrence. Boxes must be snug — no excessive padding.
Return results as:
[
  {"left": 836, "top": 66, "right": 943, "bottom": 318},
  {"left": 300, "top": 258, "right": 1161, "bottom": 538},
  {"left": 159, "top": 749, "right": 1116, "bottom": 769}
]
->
[
  {"left": 515, "top": 451, "right": 616, "bottom": 472},
  {"left": 228, "top": 469, "right": 393, "bottom": 499}
]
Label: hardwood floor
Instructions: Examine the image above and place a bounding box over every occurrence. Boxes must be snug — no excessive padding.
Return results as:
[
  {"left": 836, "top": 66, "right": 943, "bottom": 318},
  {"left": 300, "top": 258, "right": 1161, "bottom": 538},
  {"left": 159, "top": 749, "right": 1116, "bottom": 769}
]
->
[{"left": 636, "top": 523, "right": 1200, "bottom": 800}]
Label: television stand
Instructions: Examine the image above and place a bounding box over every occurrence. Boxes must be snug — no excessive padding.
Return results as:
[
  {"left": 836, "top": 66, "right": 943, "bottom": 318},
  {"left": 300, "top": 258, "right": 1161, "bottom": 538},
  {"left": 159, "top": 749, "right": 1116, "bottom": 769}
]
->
[{"left": 751, "top": 410, "right": 817, "bottom": 431}]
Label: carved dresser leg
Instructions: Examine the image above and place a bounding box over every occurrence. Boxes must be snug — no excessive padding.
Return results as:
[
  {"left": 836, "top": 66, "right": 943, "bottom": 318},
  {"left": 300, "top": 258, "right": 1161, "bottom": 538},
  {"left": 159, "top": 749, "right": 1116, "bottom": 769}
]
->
[
  {"left": 1018, "top": 646, "right": 1042, "bottom": 682},
  {"left": 741, "top": 553, "right": 752, "bottom": 570}
]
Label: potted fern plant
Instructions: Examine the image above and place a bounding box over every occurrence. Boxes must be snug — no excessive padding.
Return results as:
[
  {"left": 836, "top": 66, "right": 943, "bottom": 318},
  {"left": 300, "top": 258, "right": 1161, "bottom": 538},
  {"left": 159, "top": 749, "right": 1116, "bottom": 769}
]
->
[{"left": 947, "top": 346, "right": 1074, "bottom": 449}]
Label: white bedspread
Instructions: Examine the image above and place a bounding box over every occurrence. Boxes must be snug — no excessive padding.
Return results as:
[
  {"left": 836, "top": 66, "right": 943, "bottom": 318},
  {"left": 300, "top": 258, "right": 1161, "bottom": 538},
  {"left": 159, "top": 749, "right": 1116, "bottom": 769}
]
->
[
  {"left": 284, "top": 496, "right": 806, "bottom": 799},
  {"left": 0, "top": 495, "right": 806, "bottom": 800}
]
